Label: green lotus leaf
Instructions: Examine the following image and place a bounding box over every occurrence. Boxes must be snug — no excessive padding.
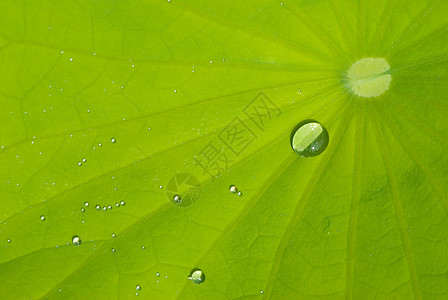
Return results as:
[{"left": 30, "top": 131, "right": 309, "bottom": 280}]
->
[{"left": 0, "top": 0, "right": 447, "bottom": 299}]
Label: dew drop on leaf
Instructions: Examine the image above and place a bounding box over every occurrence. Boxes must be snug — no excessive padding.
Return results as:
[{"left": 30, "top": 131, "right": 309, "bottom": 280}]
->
[
  {"left": 291, "top": 120, "right": 329, "bottom": 157},
  {"left": 229, "top": 185, "right": 238, "bottom": 193},
  {"left": 111, "top": 138, "right": 116, "bottom": 143},
  {"left": 188, "top": 268, "right": 205, "bottom": 284},
  {"left": 40, "top": 215, "right": 46, "bottom": 221},
  {"left": 173, "top": 195, "right": 182, "bottom": 203},
  {"left": 95, "top": 205, "right": 101, "bottom": 211},
  {"left": 72, "top": 236, "right": 81, "bottom": 246},
  {"left": 84, "top": 202, "right": 89, "bottom": 207},
  {"left": 136, "top": 285, "right": 141, "bottom": 291},
  {"left": 120, "top": 200, "right": 126, "bottom": 206}
]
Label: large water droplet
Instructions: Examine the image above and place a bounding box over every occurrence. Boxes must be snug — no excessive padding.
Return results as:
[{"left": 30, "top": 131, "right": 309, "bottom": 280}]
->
[
  {"left": 291, "top": 120, "right": 329, "bottom": 157},
  {"left": 188, "top": 268, "right": 205, "bottom": 284},
  {"left": 72, "top": 235, "right": 81, "bottom": 246}
]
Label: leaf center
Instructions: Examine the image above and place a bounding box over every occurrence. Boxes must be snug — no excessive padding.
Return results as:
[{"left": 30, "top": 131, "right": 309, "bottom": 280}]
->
[{"left": 346, "top": 57, "right": 391, "bottom": 98}]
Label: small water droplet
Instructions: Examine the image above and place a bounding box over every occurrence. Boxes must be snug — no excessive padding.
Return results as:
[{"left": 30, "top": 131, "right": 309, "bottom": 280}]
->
[
  {"left": 260, "top": 290, "right": 264, "bottom": 294},
  {"left": 95, "top": 205, "right": 101, "bottom": 211},
  {"left": 291, "top": 120, "right": 329, "bottom": 157},
  {"left": 112, "top": 248, "right": 115, "bottom": 252},
  {"left": 111, "top": 138, "right": 116, "bottom": 143},
  {"left": 136, "top": 285, "right": 141, "bottom": 291},
  {"left": 84, "top": 202, "right": 89, "bottom": 207},
  {"left": 40, "top": 215, "right": 46, "bottom": 221},
  {"left": 7, "top": 239, "right": 11, "bottom": 243},
  {"left": 72, "top": 236, "right": 81, "bottom": 246},
  {"left": 82, "top": 158, "right": 87, "bottom": 163},
  {"left": 107, "top": 205, "right": 113, "bottom": 210},
  {"left": 120, "top": 200, "right": 126, "bottom": 206},
  {"left": 98, "top": 142, "right": 102, "bottom": 147},
  {"left": 159, "top": 185, "right": 163, "bottom": 189},
  {"left": 81, "top": 208, "right": 85, "bottom": 212},
  {"left": 115, "top": 202, "right": 120, "bottom": 207},
  {"left": 69, "top": 57, "right": 74, "bottom": 62},
  {"left": 237, "top": 191, "right": 242, "bottom": 197},
  {"left": 173, "top": 195, "right": 182, "bottom": 203},
  {"left": 156, "top": 272, "right": 160, "bottom": 277},
  {"left": 188, "top": 268, "right": 205, "bottom": 284},
  {"left": 112, "top": 233, "right": 116, "bottom": 238},
  {"left": 229, "top": 185, "right": 238, "bottom": 193},
  {"left": 78, "top": 161, "right": 82, "bottom": 166}
]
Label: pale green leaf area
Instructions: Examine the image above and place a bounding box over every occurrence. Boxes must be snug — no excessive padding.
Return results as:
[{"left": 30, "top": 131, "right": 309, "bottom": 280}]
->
[{"left": 0, "top": 0, "right": 447, "bottom": 299}]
